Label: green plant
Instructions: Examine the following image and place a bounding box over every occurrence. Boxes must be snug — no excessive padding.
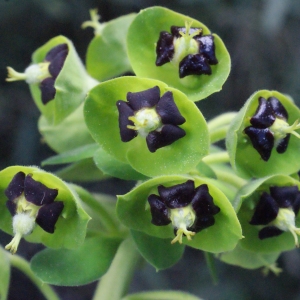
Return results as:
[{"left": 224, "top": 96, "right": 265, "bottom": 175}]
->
[{"left": 1, "top": 6, "right": 300, "bottom": 300}]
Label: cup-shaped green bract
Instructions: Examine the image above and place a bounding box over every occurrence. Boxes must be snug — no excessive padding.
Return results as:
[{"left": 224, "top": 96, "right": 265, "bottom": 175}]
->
[
  {"left": 84, "top": 76, "right": 209, "bottom": 177},
  {"left": 93, "top": 147, "right": 148, "bottom": 180},
  {"left": 234, "top": 174, "right": 300, "bottom": 253},
  {"left": 226, "top": 90, "right": 300, "bottom": 178},
  {"left": 86, "top": 14, "right": 135, "bottom": 81},
  {"left": 219, "top": 243, "right": 280, "bottom": 270},
  {"left": 0, "top": 166, "right": 90, "bottom": 252},
  {"left": 29, "top": 36, "right": 98, "bottom": 125},
  {"left": 38, "top": 104, "right": 95, "bottom": 153},
  {"left": 117, "top": 175, "right": 242, "bottom": 253},
  {"left": 126, "top": 6, "right": 230, "bottom": 102}
]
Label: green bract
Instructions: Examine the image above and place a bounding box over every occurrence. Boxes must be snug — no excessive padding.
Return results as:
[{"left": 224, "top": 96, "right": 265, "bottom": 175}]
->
[
  {"left": 93, "top": 147, "right": 148, "bottom": 180},
  {"left": 219, "top": 243, "right": 280, "bottom": 270},
  {"left": 84, "top": 76, "right": 209, "bottom": 177},
  {"left": 86, "top": 13, "right": 135, "bottom": 81},
  {"left": 130, "top": 229, "right": 184, "bottom": 270},
  {"left": 30, "top": 36, "right": 98, "bottom": 125},
  {"left": 117, "top": 175, "right": 242, "bottom": 253},
  {"left": 234, "top": 174, "right": 300, "bottom": 253},
  {"left": 226, "top": 90, "right": 300, "bottom": 178},
  {"left": 0, "top": 166, "right": 90, "bottom": 250},
  {"left": 30, "top": 235, "right": 121, "bottom": 286},
  {"left": 126, "top": 6, "right": 230, "bottom": 101},
  {"left": 122, "top": 291, "right": 203, "bottom": 300},
  {"left": 38, "top": 104, "right": 95, "bottom": 153}
]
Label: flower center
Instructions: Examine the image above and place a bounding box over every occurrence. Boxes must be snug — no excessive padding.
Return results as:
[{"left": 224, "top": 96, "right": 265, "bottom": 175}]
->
[
  {"left": 127, "top": 107, "right": 162, "bottom": 137},
  {"left": 269, "top": 117, "right": 300, "bottom": 142},
  {"left": 272, "top": 208, "right": 300, "bottom": 247},
  {"left": 172, "top": 21, "right": 201, "bottom": 64},
  {"left": 6, "top": 62, "right": 50, "bottom": 84},
  {"left": 169, "top": 205, "right": 196, "bottom": 244},
  {"left": 5, "top": 212, "right": 36, "bottom": 254},
  {"left": 5, "top": 194, "right": 40, "bottom": 254},
  {"left": 81, "top": 9, "right": 104, "bottom": 36}
]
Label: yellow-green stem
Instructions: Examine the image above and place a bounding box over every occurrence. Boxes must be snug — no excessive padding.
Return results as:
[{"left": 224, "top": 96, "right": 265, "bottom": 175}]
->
[
  {"left": 10, "top": 254, "right": 59, "bottom": 300},
  {"left": 207, "top": 112, "right": 237, "bottom": 131},
  {"left": 92, "top": 237, "right": 141, "bottom": 300},
  {"left": 214, "top": 169, "right": 247, "bottom": 190},
  {"left": 203, "top": 152, "right": 230, "bottom": 165}
]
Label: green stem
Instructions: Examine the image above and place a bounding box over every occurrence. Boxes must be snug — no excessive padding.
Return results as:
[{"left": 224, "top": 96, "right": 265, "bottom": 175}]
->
[
  {"left": 207, "top": 112, "right": 237, "bottom": 131},
  {"left": 209, "top": 125, "right": 229, "bottom": 143},
  {"left": 203, "top": 151, "right": 230, "bottom": 165},
  {"left": 9, "top": 254, "right": 59, "bottom": 300},
  {"left": 204, "top": 252, "right": 218, "bottom": 285},
  {"left": 214, "top": 169, "right": 247, "bottom": 190},
  {"left": 92, "top": 237, "right": 141, "bottom": 300}
]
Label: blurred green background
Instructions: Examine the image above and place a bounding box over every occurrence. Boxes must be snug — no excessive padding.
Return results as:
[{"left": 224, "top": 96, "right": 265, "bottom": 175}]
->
[{"left": 1, "top": 0, "right": 300, "bottom": 299}]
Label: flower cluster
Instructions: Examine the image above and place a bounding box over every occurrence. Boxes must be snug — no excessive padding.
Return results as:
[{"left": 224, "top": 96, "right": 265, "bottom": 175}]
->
[
  {"left": 249, "top": 185, "right": 300, "bottom": 246},
  {"left": 6, "top": 43, "right": 68, "bottom": 105},
  {"left": 148, "top": 180, "right": 220, "bottom": 244},
  {"left": 244, "top": 96, "right": 300, "bottom": 161},
  {"left": 156, "top": 21, "right": 218, "bottom": 78},
  {"left": 5, "top": 171, "right": 64, "bottom": 254},
  {"left": 116, "top": 85, "right": 186, "bottom": 152}
]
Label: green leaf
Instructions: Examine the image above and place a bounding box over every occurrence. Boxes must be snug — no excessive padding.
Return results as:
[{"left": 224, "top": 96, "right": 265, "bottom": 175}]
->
[
  {"left": 42, "top": 143, "right": 99, "bottom": 166},
  {"left": 86, "top": 14, "right": 136, "bottom": 81},
  {"left": 235, "top": 174, "right": 300, "bottom": 253},
  {"left": 93, "top": 147, "right": 148, "bottom": 180},
  {"left": 219, "top": 243, "right": 280, "bottom": 270},
  {"left": 84, "top": 77, "right": 209, "bottom": 177},
  {"left": 55, "top": 158, "right": 107, "bottom": 182},
  {"left": 226, "top": 90, "right": 300, "bottom": 178},
  {"left": 122, "top": 291, "right": 203, "bottom": 300},
  {"left": 117, "top": 175, "right": 242, "bottom": 253},
  {"left": 30, "top": 35, "right": 98, "bottom": 125},
  {"left": 30, "top": 235, "right": 121, "bottom": 286},
  {"left": 0, "top": 166, "right": 90, "bottom": 250},
  {"left": 126, "top": 6, "right": 230, "bottom": 102},
  {"left": 0, "top": 247, "right": 10, "bottom": 300},
  {"left": 38, "top": 104, "right": 95, "bottom": 153},
  {"left": 130, "top": 229, "right": 185, "bottom": 270}
]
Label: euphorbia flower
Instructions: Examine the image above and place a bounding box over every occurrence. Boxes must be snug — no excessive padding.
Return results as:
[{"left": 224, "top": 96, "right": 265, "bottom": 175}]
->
[
  {"left": 156, "top": 21, "right": 218, "bottom": 78},
  {"left": 244, "top": 96, "right": 300, "bottom": 161},
  {"left": 116, "top": 85, "right": 186, "bottom": 152},
  {"left": 249, "top": 185, "right": 300, "bottom": 246},
  {"left": 148, "top": 180, "right": 220, "bottom": 244},
  {"left": 6, "top": 43, "right": 68, "bottom": 105},
  {"left": 4, "top": 171, "right": 64, "bottom": 254}
]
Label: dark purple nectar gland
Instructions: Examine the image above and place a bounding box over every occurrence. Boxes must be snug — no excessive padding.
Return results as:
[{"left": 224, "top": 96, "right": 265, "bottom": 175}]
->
[
  {"left": 244, "top": 97, "right": 300, "bottom": 161},
  {"left": 4, "top": 171, "right": 64, "bottom": 254},
  {"left": 155, "top": 21, "right": 218, "bottom": 78},
  {"left": 6, "top": 44, "right": 69, "bottom": 105},
  {"left": 249, "top": 185, "right": 300, "bottom": 246},
  {"left": 148, "top": 180, "right": 220, "bottom": 244},
  {"left": 116, "top": 86, "right": 186, "bottom": 152}
]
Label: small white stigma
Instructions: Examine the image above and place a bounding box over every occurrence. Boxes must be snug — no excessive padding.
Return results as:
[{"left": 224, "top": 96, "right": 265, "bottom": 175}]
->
[
  {"left": 270, "top": 118, "right": 300, "bottom": 143},
  {"left": 127, "top": 107, "right": 162, "bottom": 137},
  {"left": 172, "top": 20, "right": 201, "bottom": 64},
  {"left": 81, "top": 9, "right": 105, "bottom": 36},
  {"left": 273, "top": 208, "right": 300, "bottom": 247},
  {"left": 169, "top": 205, "right": 196, "bottom": 244},
  {"left": 5, "top": 213, "right": 36, "bottom": 254},
  {"left": 262, "top": 263, "right": 282, "bottom": 276},
  {"left": 6, "top": 62, "right": 50, "bottom": 84}
]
